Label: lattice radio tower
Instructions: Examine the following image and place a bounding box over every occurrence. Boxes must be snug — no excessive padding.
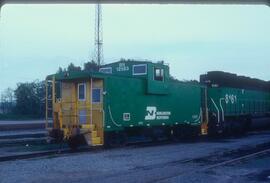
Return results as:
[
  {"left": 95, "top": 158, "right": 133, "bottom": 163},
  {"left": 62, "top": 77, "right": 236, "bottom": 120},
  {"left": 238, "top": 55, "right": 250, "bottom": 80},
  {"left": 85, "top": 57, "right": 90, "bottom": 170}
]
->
[{"left": 95, "top": 4, "right": 103, "bottom": 66}]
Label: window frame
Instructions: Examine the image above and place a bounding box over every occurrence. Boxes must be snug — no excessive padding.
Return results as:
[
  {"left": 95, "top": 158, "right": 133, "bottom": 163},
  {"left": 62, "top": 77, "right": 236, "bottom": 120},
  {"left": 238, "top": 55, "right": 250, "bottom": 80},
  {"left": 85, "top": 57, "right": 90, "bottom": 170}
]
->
[
  {"left": 78, "top": 83, "right": 86, "bottom": 101},
  {"left": 99, "top": 67, "right": 112, "bottom": 74},
  {"left": 79, "top": 109, "right": 87, "bottom": 124},
  {"left": 132, "top": 64, "right": 147, "bottom": 76},
  {"left": 56, "top": 81, "right": 62, "bottom": 101},
  {"left": 92, "top": 88, "right": 102, "bottom": 104},
  {"left": 153, "top": 67, "right": 165, "bottom": 82}
]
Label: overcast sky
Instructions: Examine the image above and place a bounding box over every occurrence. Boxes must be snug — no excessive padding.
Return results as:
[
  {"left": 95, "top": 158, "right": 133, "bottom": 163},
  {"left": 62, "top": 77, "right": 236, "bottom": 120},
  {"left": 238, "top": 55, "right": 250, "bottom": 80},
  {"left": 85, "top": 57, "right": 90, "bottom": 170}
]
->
[{"left": 0, "top": 4, "right": 269, "bottom": 93}]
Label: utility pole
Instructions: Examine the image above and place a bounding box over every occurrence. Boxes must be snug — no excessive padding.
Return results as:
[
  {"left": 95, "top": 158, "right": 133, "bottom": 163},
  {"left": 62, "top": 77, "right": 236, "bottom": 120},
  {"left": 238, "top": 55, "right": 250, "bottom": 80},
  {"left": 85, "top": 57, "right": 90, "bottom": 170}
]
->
[{"left": 95, "top": 3, "right": 103, "bottom": 66}]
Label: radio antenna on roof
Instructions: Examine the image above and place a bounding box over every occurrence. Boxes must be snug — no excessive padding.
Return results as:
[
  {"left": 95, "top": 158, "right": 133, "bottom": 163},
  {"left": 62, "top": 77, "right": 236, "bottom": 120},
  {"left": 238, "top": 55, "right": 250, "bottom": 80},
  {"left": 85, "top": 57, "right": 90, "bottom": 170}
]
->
[{"left": 95, "top": 3, "right": 103, "bottom": 66}]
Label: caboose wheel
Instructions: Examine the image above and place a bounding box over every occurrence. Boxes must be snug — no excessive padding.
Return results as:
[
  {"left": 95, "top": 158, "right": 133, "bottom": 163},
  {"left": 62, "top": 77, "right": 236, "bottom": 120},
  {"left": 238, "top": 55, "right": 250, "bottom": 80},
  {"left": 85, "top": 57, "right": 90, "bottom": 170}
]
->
[
  {"left": 208, "top": 112, "right": 224, "bottom": 137},
  {"left": 67, "top": 137, "right": 79, "bottom": 150},
  {"left": 67, "top": 135, "right": 86, "bottom": 150},
  {"left": 104, "top": 132, "right": 127, "bottom": 148}
]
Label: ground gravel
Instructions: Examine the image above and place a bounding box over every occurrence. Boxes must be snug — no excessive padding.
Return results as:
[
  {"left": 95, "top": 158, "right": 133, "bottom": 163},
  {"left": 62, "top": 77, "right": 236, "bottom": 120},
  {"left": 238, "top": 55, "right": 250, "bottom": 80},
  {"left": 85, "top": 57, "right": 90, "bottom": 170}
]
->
[{"left": 0, "top": 132, "right": 270, "bottom": 183}]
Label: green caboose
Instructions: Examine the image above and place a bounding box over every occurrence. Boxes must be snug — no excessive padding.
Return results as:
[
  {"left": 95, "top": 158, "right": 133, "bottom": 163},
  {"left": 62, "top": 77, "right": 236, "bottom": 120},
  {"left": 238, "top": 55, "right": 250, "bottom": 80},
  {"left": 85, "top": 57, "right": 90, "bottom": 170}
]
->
[{"left": 46, "top": 61, "right": 207, "bottom": 147}]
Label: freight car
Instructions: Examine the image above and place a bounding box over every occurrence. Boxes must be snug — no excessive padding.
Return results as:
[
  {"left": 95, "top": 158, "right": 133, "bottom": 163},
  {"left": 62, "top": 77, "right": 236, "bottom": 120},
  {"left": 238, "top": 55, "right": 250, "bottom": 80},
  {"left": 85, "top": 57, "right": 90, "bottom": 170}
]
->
[
  {"left": 201, "top": 71, "right": 270, "bottom": 135},
  {"left": 45, "top": 61, "right": 270, "bottom": 148}
]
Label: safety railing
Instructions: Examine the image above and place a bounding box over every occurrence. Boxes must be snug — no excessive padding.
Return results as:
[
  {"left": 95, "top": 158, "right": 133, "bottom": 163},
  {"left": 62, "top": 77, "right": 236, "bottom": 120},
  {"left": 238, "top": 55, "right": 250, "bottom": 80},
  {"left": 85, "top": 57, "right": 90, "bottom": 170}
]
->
[
  {"left": 45, "top": 79, "right": 53, "bottom": 130},
  {"left": 58, "top": 102, "right": 104, "bottom": 129}
]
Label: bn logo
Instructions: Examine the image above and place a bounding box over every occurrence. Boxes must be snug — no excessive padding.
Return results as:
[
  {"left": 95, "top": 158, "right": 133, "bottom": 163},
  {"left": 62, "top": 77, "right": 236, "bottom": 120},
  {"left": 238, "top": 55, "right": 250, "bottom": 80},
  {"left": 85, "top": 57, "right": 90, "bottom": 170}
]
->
[{"left": 145, "top": 106, "right": 157, "bottom": 120}]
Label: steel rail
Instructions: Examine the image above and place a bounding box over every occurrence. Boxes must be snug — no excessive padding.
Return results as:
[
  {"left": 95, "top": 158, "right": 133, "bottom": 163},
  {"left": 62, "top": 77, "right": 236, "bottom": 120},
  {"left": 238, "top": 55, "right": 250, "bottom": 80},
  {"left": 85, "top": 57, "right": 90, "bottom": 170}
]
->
[
  {"left": 0, "top": 149, "right": 68, "bottom": 162},
  {"left": 0, "top": 131, "right": 270, "bottom": 163},
  {"left": 150, "top": 145, "right": 270, "bottom": 183},
  {"left": 0, "top": 146, "right": 97, "bottom": 162},
  {"left": 202, "top": 148, "right": 270, "bottom": 170}
]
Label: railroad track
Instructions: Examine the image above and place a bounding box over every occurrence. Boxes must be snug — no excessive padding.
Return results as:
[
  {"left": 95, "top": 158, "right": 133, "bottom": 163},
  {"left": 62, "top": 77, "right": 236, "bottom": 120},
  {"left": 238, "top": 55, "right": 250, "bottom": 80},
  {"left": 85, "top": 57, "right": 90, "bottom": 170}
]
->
[
  {"left": 0, "top": 149, "right": 68, "bottom": 162},
  {"left": 150, "top": 144, "right": 270, "bottom": 183},
  {"left": 0, "top": 121, "right": 49, "bottom": 147},
  {"left": 0, "top": 141, "right": 153, "bottom": 163},
  {"left": 0, "top": 139, "right": 196, "bottom": 163},
  {"left": 0, "top": 121, "right": 52, "bottom": 131},
  {"left": 1, "top": 139, "right": 269, "bottom": 164},
  {"left": 0, "top": 132, "right": 48, "bottom": 148},
  {"left": 0, "top": 138, "right": 163, "bottom": 163},
  {"left": 202, "top": 148, "right": 270, "bottom": 171},
  {"left": 0, "top": 146, "right": 100, "bottom": 162},
  {"left": 1, "top": 131, "right": 270, "bottom": 164},
  {"left": 0, "top": 135, "right": 195, "bottom": 163}
]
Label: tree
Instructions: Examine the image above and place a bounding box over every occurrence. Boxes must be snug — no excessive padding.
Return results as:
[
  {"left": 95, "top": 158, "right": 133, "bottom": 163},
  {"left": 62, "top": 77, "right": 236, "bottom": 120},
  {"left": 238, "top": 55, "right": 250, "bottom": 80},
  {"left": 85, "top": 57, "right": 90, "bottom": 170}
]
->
[
  {"left": 56, "top": 61, "right": 100, "bottom": 74},
  {"left": 35, "top": 81, "right": 46, "bottom": 117},
  {"left": 14, "top": 82, "right": 36, "bottom": 115},
  {"left": 0, "top": 88, "right": 14, "bottom": 114},
  {"left": 0, "top": 93, "right": 7, "bottom": 114},
  {"left": 57, "top": 67, "right": 64, "bottom": 73},
  {"left": 83, "top": 60, "right": 99, "bottom": 72},
  {"left": 67, "top": 63, "right": 81, "bottom": 72},
  {"left": 14, "top": 81, "right": 45, "bottom": 117}
]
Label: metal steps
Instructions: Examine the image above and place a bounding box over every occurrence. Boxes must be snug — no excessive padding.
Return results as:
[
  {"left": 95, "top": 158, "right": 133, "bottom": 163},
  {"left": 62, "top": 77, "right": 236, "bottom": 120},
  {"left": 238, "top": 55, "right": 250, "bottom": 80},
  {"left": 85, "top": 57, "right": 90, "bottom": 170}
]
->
[{"left": 81, "top": 124, "right": 102, "bottom": 146}]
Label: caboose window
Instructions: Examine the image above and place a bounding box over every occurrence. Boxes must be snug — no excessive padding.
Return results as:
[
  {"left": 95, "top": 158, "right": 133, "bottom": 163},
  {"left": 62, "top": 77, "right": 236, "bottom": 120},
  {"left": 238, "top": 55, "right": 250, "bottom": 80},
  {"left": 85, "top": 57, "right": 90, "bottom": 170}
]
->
[
  {"left": 78, "top": 83, "right": 86, "bottom": 101},
  {"left": 154, "top": 68, "right": 164, "bottom": 81},
  {"left": 56, "top": 81, "right": 62, "bottom": 100},
  {"left": 92, "top": 88, "right": 101, "bottom": 103},
  {"left": 79, "top": 110, "right": 87, "bottom": 124},
  {"left": 99, "top": 67, "right": 112, "bottom": 74},
  {"left": 133, "top": 64, "right": 147, "bottom": 75}
]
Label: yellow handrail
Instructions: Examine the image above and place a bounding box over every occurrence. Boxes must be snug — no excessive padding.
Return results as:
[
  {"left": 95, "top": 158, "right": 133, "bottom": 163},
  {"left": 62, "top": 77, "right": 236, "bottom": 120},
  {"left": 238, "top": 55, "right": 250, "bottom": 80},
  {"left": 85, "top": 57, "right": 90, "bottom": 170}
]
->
[{"left": 45, "top": 79, "right": 48, "bottom": 129}]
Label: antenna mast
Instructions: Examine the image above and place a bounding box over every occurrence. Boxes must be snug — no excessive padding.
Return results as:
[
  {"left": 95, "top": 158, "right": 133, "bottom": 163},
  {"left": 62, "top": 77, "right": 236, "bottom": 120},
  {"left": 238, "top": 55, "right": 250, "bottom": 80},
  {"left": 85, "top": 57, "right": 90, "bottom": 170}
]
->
[{"left": 95, "top": 4, "right": 103, "bottom": 66}]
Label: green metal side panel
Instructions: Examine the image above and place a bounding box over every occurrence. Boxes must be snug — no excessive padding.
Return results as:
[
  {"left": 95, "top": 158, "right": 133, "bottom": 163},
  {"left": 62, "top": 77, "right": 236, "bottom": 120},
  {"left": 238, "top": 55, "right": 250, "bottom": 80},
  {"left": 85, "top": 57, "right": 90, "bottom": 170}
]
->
[
  {"left": 103, "top": 76, "right": 202, "bottom": 131},
  {"left": 147, "top": 63, "right": 169, "bottom": 95},
  {"left": 208, "top": 87, "right": 270, "bottom": 118}
]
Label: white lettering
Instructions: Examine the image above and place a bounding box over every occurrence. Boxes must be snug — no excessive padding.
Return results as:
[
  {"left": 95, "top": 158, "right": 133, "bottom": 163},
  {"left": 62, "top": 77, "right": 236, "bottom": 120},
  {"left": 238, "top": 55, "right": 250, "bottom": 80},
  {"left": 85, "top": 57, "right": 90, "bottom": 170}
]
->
[
  {"left": 225, "top": 94, "right": 237, "bottom": 104},
  {"left": 156, "top": 111, "right": 171, "bottom": 115},
  {"left": 145, "top": 106, "right": 171, "bottom": 120},
  {"left": 157, "top": 116, "right": 169, "bottom": 120},
  {"left": 116, "top": 63, "right": 129, "bottom": 72}
]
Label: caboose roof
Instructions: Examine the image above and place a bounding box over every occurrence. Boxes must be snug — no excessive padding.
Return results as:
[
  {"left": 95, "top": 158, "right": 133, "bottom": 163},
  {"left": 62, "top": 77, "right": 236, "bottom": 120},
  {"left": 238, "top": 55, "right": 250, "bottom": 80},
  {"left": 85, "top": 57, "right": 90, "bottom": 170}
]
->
[
  {"left": 102, "top": 60, "right": 152, "bottom": 66},
  {"left": 47, "top": 60, "right": 168, "bottom": 81},
  {"left": 46, "top": 71, "right": 106, "bottom": 81}
]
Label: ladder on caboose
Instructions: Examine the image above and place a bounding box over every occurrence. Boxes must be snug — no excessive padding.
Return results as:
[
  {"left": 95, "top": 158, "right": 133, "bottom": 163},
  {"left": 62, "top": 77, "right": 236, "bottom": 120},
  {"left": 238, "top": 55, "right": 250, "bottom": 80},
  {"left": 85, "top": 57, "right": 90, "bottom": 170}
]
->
[{"left": 45, "top": 78, "right": 54, "bottom": 130}]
